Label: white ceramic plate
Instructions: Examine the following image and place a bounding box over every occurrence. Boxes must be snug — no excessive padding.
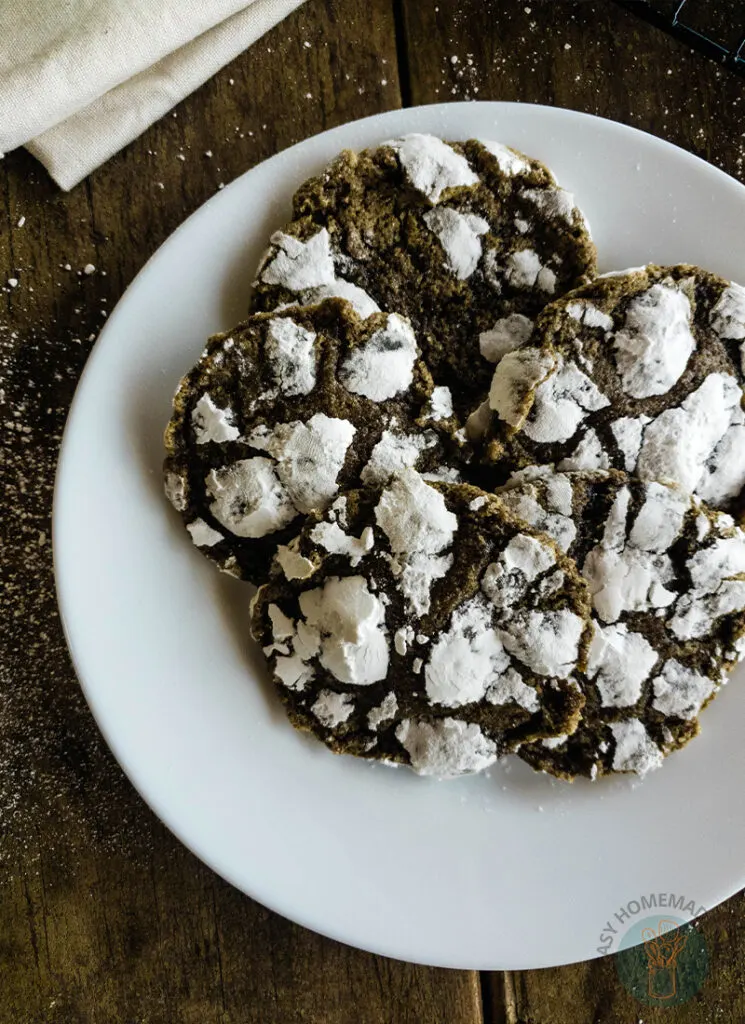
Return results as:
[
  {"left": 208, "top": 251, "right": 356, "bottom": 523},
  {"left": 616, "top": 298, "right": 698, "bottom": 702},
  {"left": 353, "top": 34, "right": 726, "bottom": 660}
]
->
[{"left": 54, "top": 103, "right": 745, "bottom": 970}]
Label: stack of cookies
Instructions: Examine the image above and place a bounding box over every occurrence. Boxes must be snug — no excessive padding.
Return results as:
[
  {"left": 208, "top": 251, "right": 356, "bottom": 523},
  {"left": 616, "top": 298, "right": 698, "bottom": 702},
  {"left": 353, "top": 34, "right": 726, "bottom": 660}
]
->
[{"left": 164, "top": 134, "right": 745, "bottom": 781}]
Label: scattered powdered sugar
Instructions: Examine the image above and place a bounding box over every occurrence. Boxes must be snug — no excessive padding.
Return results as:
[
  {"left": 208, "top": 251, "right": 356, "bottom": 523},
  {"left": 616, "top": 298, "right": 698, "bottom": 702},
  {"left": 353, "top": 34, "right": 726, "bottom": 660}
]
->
[
  {"left": 505, "top": 249, "right": 556, "bottom": 292},
  {"left": 479, "top": 139, "right": 530, "bottom": 175},
  {"left": 186, "top": 517, "right": 223, "bottom": 547},
  {"left": 312, "top": 690, "right": 355, "bottom": 728},
  {"left": 587, "top": 622, "right": 658, "bottom": 707},
  {"left": 521, "top": 186, "right": 577, "bottom": 224},
  {"left": 651, "top": 660, "right": 715, "bottom": 720},
  {"left": 522, "top": 357, "right": 610, "bottom": 444},
  {"left": 423, "top": 207, "right": 490, "bottom": 279},
  {"left": 610, "top": 719, "right": 663, "bottom": 775},
  {"left": 265, "top": 317, "right": 317, "bottom": 396},
  {"left": 375, "top": 470, "right": 457, "bottom": 615},
  {"left": 710, "top": 281, "right": 745, "bottom": 342},
  {"left": 248, "top": 413, "right": 355, "bottom": 513},
  {"left": 360, "top": 430, "right": 436, "bottom": 487},
  {"left": 309, "top": 521, "right": 375, "bottom": 566},
  {"left": 479, "top": 313, "right": 533, "bottom": 363},
  {"left": 339, "top": 314, "right": 417, "bottom": 401},
  {"left": 565, "top": 301, "right": 614, "bottom": 332},
  {"left": 259, "top": 228, "right": 336, "bottom": 291},
  {"left": 191, "top": 393, "right": 240, "bottom": 444},
  {"left": 387, "top": 134, "right": 479, "bottom": 203},
  {"left": 498, "top": 609, "right": 585, "bottom": 679},
  {"left": 298, "top": 576, "right": 389, "bottom": 686},
  {"left": 367, "top": 692, "right": 398, "bottom": 730},
  {"left": 206, "top": 458, "right": 298, "bottom": 538},
  {"left": 613, "top": 283, "right": 696, "bottom": 399},
  {"left": 488, "top": 346, "right": 556, "bottom": 428},
  {"left": 395, "top": 717, "right": 497, "bottom": 777},
  {"left": 425, "top": 595, "right": 537, "bottom": 710}
]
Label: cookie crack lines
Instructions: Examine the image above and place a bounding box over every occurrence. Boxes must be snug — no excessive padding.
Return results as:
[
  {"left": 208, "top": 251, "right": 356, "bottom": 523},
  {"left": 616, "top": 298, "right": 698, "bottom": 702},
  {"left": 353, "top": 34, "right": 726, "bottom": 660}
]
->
[{"left": 163, "top": 134, "right": 745, "bottom": 783}]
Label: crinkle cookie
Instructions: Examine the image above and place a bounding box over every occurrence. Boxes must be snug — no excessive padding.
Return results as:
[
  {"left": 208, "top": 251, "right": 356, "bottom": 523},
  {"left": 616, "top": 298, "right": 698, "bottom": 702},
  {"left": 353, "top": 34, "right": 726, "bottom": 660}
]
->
[
  {"left": 475, "top": 265, "right": 745, "bottom": 513},
  {"left": 163, "top": 300, "right": 459, "bottom": 583},
  {"left": 498, "top": 466, "right": 745, "bottom": 779},
  {"left": 249, "top": 470, "right": 593, "bottom": 777},
  {"left": 249, "top": 134, "right": 596, "bottom": 412}
]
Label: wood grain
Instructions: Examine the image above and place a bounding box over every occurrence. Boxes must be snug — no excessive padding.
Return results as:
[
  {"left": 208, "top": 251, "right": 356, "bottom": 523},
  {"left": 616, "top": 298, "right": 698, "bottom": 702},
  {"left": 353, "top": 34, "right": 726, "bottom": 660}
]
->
[
  {"left": 0, "top": 2, "right": 481, "bottom": 1022},
  {"left": 399, "top": 1, "right": 745, "bottom": 1020}
]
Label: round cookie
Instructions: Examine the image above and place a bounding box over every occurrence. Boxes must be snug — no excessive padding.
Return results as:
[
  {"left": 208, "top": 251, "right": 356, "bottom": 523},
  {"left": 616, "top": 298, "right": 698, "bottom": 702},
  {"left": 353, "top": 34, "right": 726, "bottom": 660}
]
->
[
  {"left": 249, "top": 134, "right": 596, "bottom": 413},
  {"left": 249, "top": 470, "right": 593, "bottom": 777},
  {"left": 497, "top": 466, "right": 745, "bottom": 779},
  {"left": 475, "top": 265, "right": 745, "bottom": 513},
  {"left": 164, "top": 299, "right": 459, "bottom": 583}
]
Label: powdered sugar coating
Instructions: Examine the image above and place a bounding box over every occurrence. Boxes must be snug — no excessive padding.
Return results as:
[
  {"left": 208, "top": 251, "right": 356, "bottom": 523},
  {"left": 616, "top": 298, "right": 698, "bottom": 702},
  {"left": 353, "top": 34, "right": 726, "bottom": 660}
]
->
[
  {"left": 375, "top": 470, "right": 457, "bottom": 615},
  {"left": 248, "top": 413, "right": 355, "bottom": 514},
  {"left": 360, "top": 430, "right": 436, "bottom": 488},
  {"left": 312, "top": 690, "right": 355, "bottom": 728},
  {"left": 505, "top": 249, "right": 556, "bottom": 293},
  {"left": 651, "top": 660, "right": 715, "bottom": 721},
  {"left": 299, "top": 576, "right": 389, "bottom": 686},
  {"left": 565, "top": 301, "right": 614, "bottom": 332},
  {"left": 164, "top": 470, "right": 187, "bottom": 512},
  {"left": 309, "top": 521, "right": 375, "bottom": 566},
  {"left": 423, "top": 207, "right": 490, "bottom": 279},
  {"left": 498, "top": 609, "right": 585, "bottom": 679},
  {"left": 339, "top": 314, "right": 418, "bottom": 402},
  {"left": 367, "top": 692, "right": 398, "bottom": 731},
  {"left": 613, "top": 282, "right": 696, "bottom": 399},
  {"left": 186, "top": 518, "right": 223, "bottom": 548},
  {"left": 521, "top": 357, "right": 610, "bottom": 444},
  {"left": 610, "top": 719, "right": 663, "bottom": 775},
  {"left": 387, "top": 134, "right": 479, "bottom": 203},
  {"left": 265, "top": 317, "right": 317, "bottom": 396},
  {"left": 192, "top": 394, "right": 240, "bottom": 444},
  {"left": 206, "top": 458, "right": 298, "bottom": 538},
  {"left": 479, "top": 139, "right": 530, "bottom": 175},
  {"left": 426, "top": 386, "right": 453, "bottom": 422},
  {"left": 521, "top": 186, "right": 577, "bottom": 225},
  {"left": 710, "top": 281, "right": 745, "bottom": 342},
  {"left": 479, "top": 313, "right": 534, "bottom": 363},
  {"left": 424, "top": 595, "right": 540, "bottom": 711},
  {"left": 635, "top": 373, "right": 745, "bottom": 505},
  {"left": 587, "top": 622, "right": 658, "bottom": 707},
  {"left": 259, "top": 229, "right": 336, "bottom": 291},
  {"left": 301, "top": 280, "right": 380, "bottom": 319},
  {"left": 395, "top": 718, "right": 497, "bottom": 777},
  {"left": 488, "top": 347, "right": 556, "bottom": 428}
]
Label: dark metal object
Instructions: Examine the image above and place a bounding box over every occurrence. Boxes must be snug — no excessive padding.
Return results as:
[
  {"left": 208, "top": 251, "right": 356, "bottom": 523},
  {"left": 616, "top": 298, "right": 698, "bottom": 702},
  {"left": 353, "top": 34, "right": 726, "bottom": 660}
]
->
[{"left": 616, "top": 0, "right": 745, "bottom": 75}]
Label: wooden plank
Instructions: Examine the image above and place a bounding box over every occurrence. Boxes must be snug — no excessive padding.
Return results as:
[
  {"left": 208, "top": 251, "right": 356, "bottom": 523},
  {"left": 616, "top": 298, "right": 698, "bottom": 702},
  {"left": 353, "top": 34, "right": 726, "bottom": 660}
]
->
[
  {"left": 0, "top": 1, "right": 482, "bottom": 1021},
  {"left": 399, "top": 1, "right": 745, "bottom": 1020}
]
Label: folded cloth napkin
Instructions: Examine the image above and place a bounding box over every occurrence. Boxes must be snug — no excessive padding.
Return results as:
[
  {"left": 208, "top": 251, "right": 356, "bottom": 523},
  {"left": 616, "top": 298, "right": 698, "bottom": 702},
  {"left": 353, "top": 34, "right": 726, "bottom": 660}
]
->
[{"left": 0, "top": 0, "right": 305, "bottom": 190}]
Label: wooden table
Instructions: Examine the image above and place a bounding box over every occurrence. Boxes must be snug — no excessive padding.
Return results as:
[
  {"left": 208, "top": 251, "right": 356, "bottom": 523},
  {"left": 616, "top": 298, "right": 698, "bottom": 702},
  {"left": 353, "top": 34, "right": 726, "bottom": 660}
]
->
[{"left": 3, "top": 2, "right": 745, "bottom": 1020}]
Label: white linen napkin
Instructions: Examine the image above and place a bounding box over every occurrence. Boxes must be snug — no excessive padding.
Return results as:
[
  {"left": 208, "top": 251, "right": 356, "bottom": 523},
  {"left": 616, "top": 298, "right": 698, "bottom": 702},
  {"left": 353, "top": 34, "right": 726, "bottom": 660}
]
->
[{"left": 0, "top": 0, "right": 305, "bottom": 190}]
